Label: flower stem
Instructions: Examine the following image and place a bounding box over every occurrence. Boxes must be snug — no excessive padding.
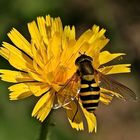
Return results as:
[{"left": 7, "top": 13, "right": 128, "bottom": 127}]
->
[{"left": 38, "top": 111, "right": 54, "bottom": 140}]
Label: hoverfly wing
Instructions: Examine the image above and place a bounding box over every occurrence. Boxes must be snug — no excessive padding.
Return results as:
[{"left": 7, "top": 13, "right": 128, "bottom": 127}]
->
[
  {"left": 53, "top": 73, "right": 80, "bottom": 109},
  {"left": 95, "top": 70, "right": 137, "bottom": 101}
]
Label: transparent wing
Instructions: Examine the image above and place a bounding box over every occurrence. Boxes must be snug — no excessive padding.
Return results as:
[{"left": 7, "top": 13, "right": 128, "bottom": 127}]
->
[
  {"left": 95, "top": 70, "right": 137, "bottom": 101},
  {"left": 53, "top": 73, "right": 80, "bottom": 109}
]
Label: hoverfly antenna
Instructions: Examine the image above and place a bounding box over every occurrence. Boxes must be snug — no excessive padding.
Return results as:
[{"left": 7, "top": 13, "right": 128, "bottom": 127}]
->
[
  {"left": 79, "top": 51, "right": 86, "bottom": 55},
  {"left": 79, "top": 52, "right": 82, "bottom": 55}
]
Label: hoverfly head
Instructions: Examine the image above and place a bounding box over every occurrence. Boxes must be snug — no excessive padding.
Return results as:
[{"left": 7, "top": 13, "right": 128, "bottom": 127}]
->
[{"left": 75, "top": 53, "right": 93, "bottom": 66}]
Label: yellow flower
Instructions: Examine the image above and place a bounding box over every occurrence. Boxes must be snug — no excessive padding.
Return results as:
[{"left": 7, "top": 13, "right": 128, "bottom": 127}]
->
[{"left": 0, "top": 15, "right": 131, "bottom": 133}]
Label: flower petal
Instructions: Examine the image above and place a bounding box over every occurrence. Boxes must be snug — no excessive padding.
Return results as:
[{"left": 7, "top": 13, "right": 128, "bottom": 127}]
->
[
  {"left": 60, "top": 40, "right": 76, "bottom": 67},
  {"left": 28, "top": 21, "right": 42, "bottom": 49},
  {"left": 99, "top": 64, "right": 131, "bottom": 75},
  {"left": 60, "top": 30, "right": 93, "bottom": 74},
  {"left": 9, "top": 91, "right": 32, "bottom": 100},
  {"left": 45, "top": 15, "right": 63, "bottom": 38},
  {"left": 87, "top": 39, "right": 109, "bottom": 59},
  {"left": 0, "top": 42, "right": 34, "bottom": 71},
  {"left": 7, "top": 28, "right": 32, "bottom": 57},
  {"left": 61, "top": 26, "right": 76, "bottom": 61},
  {"left": 99, "top": 92, "right": 113, "bottom": 105},
  {"left": 37, "top": 17, "right": 47, "bottom": 40},
  {"left": 100, "top": 88, "right": 125, "bottom": 100},
  {"left": 99, "top": 51, "right": 125, "bottom": 65},
  {"left": 88, "top": 25, "right": 106, "bottom": 44},
  {"left": 27, "top": 82, "right": 50, "bottom": 96},
  {"left": 64, "top": 29, "right": 93, "bottom": 64},
  {"left": 28, "top": 71, "right": 44, "bottom": 82},
  {"left": 31, "top": 43, "right": 46, "bottom": 69},
  {"left": 32, "top": 91, "right": 55, "bottom": 122},
  {"left": 9, "top": 83, "right": 33, "bottom": 100},
  {"left": 29, "top": 20, "right": 48, "bottom": 66},
  {"left": 63, "top": 26, "right": 75, "bottom": 41},
  {"left": 79, "top": 103, "right": 97, "bottom": 133},
  {"left": 64, "top": 25, "right": 107, "bottom": 68},
  {"left": 66, "top": 101, "right": 84, "bottom": 131},
  {"left": 9, "top": 82, "right": 50, "bottom": 99},
  {"left": 48, "top": 33, "right": 62, "bottom": 58},
  {"left": 0, "top": 70, "right": 34, "bottom": 83}
]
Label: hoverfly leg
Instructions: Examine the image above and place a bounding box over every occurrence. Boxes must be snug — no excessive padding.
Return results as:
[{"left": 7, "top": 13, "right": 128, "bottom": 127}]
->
[{"left": 53, "top": 92, "right": 63, "bottom": 109}]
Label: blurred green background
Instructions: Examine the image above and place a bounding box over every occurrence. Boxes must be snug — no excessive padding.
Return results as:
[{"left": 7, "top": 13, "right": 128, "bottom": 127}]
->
[{"left": 0, "top": 0, "right": 140, "bottom": 140}]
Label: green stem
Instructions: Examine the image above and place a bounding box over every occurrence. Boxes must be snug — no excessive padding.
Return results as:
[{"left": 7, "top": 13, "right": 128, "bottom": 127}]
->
[{"left": 38, "top": 111, "right": 53, "bottom": 140}]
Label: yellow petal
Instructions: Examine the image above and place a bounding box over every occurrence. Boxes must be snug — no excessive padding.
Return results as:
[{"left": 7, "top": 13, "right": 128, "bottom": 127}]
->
[
  {"left": 1, "top": 42, "right": 34, "bottom": 71},
  {"left": 99, "top": 51, "right": 125, "bottom": 65},
  {"left": 67, "top": 29, "right": 92, "bottom": 59},
  {"left": 10, "top": 91, "right": 32, "bottom": 100},
  {"left": 64, "top": 26, "right": 75, "bottom": 41},
  {"left": 63, "top": 27, "right": 106, "bottom": 68},
  {"left": 28, "top": 21, "right": 48, "bottom": 64},
  {"left": 89, "top": 26, "right": 106, "bottom": 44},
  {"left": 32, "top": 91, "right": 55, "bottom": 122},
  {"left": 30, "top": 32, "right": 47, "bottom": 65},
  {"left": 61, "top": 26, "right": 76, "bottom": 55},
  {"left": 28, "top": 21, "right": 42, "bottom": 50},
  {"left": 66, "top": 101, "right": 84, "bottom": 131},
  {"left": 0, "top": 47, "right": 9, "bottom": 60},
  {"left": 48, "top": 33, "right": 62, "bottom": 58},
  {"left": 87, "top": 39, "right": 109, "bottom": 59},
  {"left": 28, "top": 71, "right": 44, "bottom": 82},
  {"left": 60, "top": 40, "right": 76, "bottom": 67},
  {"left": 45, "top": 15, "right": 52, "bottom": 39},
  {"left": 85, "top": 38, "right": 109, "bottom": 69},
  {"left": 27, "top": 82, "right": 50, "bottom": 96},
  {"left": 37, "top": 17, "right": 50, "bottom": 62},
  {"left": 7, "top": 28, "right": 32, "bottom": 57},
  {"left": 9, "top": 82, "right": 50, "bottom": 98},
  {"left": 100, "top": 88, "right": 125, "bottom": 100},
  {"left": 9, "top": 83, "right": 32, "bottom": 100},
  {"left": 45, "top": 15, "right": 63, "bottom": 39},
  {"left": 0, "top": 70, "right": 34, "bottom": 83},
  {"left": 99, "top": 64, "right": 131, "bottom": 75},
  {"left": 79, "top": 103, "right": 97, "bottom": 133},
  {"left": 31, "top": 43, "right": 45, "bottom": 69},
  {"left": 60, "top": 30, "right": 93, "bottom": 70},
  {"left": 51, "top": 16, "right": 63, "bottom": 35},
  {"left": 37, "top": 17, "right": 47, "bottom": 39},
  {"left": 99, "top": 92, "right": 113, "bottom": 105},
  {"left": 92, "top": 25, "right": 100, "bottom": 34},
  {"left": 32, "top": 60, "right": 44, "bottom": 75},
  {"left": 69, "top": 26, "right": 75, "bottom": 40}
]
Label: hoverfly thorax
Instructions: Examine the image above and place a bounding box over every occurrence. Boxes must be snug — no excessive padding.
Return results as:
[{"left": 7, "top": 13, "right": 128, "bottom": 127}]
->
[{"left": 75, "top": 54, "right": 94, "bottom": 76}]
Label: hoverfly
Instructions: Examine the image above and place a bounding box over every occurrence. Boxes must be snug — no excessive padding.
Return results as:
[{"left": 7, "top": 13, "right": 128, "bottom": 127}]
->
[{"left": 54, "top": 54, "right": 137, "bottom": 114}]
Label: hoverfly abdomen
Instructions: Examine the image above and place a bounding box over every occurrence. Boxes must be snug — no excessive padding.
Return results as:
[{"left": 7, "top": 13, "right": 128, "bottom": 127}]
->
[{"left": 79, "top": 76, "right": 100, "bottom": 112}]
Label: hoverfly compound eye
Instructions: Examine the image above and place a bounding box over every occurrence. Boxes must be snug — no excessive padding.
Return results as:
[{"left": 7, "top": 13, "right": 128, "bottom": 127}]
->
[
  {"left": 75, "top": 54, "right": 93, "bottom": 65},
  {"left": 86, "top": 55, "right": 93, "bottom": 61}
]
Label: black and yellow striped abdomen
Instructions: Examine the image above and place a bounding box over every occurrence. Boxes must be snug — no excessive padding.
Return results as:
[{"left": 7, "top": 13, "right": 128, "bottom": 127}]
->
[{"left": 79, "top": 75, "right": 100, "bottom": 112}]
